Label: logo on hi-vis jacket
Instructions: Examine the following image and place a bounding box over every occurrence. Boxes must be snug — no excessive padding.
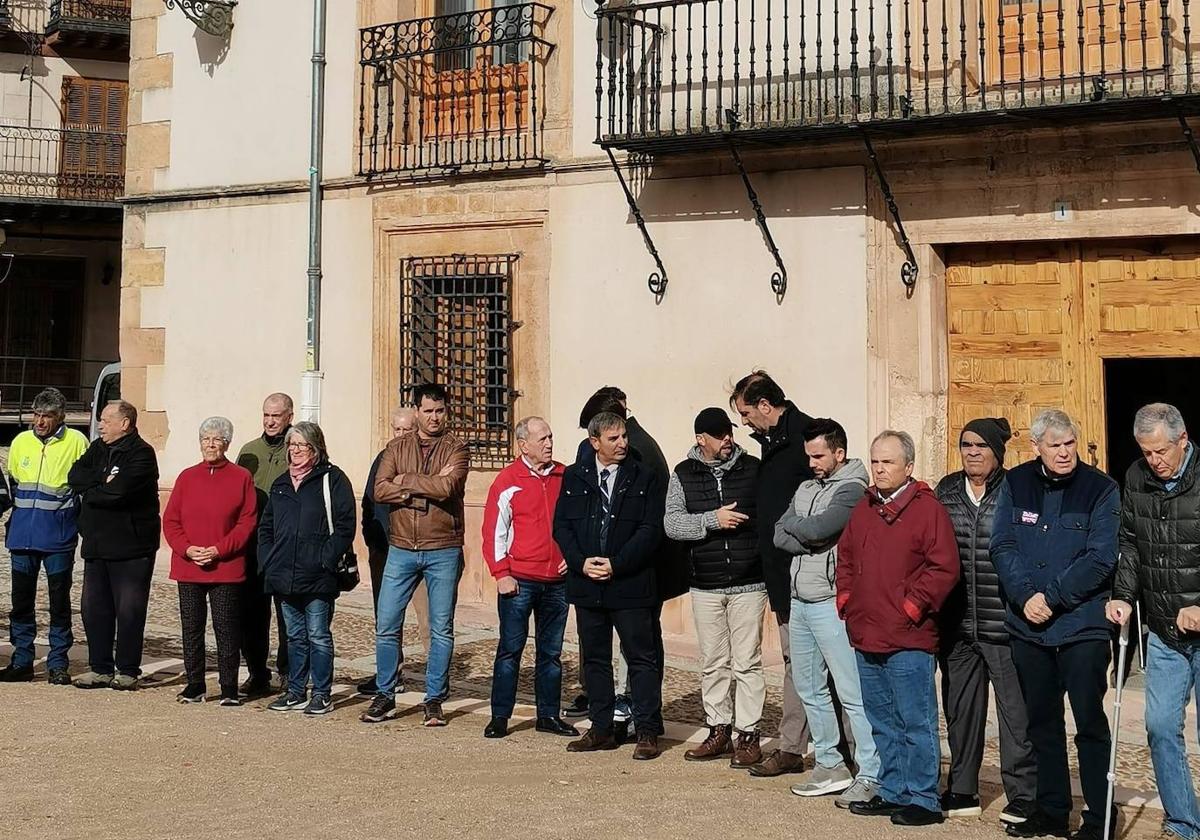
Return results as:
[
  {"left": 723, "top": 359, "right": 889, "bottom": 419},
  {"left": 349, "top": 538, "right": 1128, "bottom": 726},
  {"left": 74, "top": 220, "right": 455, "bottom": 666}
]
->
[{"left": 19, "top": 457, "right": 31, "bottom": 470}]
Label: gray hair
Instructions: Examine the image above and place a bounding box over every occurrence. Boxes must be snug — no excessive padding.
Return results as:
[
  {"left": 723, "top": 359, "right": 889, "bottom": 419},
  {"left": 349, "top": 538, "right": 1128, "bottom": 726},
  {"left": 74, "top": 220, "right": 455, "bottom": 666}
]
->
[
  {"left": 31, "top": 387, "right": 66, "bottom": 418},
  {"left": 264, "top": 392, "right": 294, "bottom": 413},
  {"left": 871, "top": 430, "right": 916, "bottom": 465},
  {"left": 1133, "top": 402, "right": 1187, "bottom": 443},
  {"left": 1030, "top": 409, "right": 1079, "bottom": 443},
  {"left": 288, "top": 421, "right": 328, "bottom": 462},
  {"left": 198, "top": 416, "right": 234, "bottom": 443},
  {"left": 587, "top": 411, "right": 626, "bottom": 439},
  {"left": 515, "top": 415, "right": 548, "bottom": 441},
  {"left": 108, "top": 400, "right": 138, "bottom": 428}
]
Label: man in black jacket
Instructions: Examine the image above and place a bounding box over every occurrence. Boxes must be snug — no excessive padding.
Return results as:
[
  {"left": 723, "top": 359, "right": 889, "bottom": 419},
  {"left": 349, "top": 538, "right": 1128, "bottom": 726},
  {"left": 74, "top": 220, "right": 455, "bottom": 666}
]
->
[
  {"left": 935, "top": 418, "right": 1036, "bottom": 825},
  {"left": 554, "top": 412, "right": 665, "bottom": 759},
  {"left": 68, "top": 401, "right": 161, "bottom": 690},
  {"left": 1109, "top": 403, "right": 1200, "bottom": 840},
  {"left": 731, "top": 370, "right": 813, "bottom": 777}
]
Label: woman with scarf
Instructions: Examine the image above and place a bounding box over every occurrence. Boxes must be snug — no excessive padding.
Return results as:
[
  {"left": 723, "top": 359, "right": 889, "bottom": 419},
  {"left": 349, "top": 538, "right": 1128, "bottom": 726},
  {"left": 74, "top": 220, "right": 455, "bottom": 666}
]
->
[{"left": 258, "top": 422, "right": 356, "bottom": 715}]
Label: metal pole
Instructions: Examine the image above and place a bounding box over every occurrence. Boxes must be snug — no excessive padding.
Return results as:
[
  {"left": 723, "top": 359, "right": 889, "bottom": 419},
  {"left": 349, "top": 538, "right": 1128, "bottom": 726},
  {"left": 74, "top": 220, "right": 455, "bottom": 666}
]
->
[
  {"left": 1104, "top": 621, "right": 1131, "bottom": 840},
  {"left": 301, "top": 0, "right": 328, "bottom": 422}
]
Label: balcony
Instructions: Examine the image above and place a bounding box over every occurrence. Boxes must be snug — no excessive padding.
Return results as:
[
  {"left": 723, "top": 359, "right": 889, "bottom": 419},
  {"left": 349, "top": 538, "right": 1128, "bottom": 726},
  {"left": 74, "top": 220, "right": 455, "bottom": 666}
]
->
[
  {"left": 0, "top": 124, "right": 125, "bottom": 221},
  {"left": 595, "top": 0, "right": 1200, "bottom": 152},
  {"left": 359, "top": 3, "right": 555, "bottom": 178},
  {"left": 46, "top": 0, "right": 130, "bottom": 57}
]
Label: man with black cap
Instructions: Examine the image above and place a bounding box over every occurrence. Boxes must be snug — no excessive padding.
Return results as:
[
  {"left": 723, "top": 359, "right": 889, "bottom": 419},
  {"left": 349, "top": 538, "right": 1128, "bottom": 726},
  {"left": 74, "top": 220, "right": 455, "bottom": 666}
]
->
[
  {"left": 664, "top": 407, "right": 766, "bottom": 767},
  {"left": 935, "top": 418, "right": 1037, "bottom": 825}
]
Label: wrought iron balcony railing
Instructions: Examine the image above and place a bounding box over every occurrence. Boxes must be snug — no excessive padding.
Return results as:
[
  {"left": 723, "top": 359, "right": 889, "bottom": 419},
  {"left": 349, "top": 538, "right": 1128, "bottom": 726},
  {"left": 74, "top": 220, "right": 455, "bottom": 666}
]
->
[
  {"left": 359, "top": 3, "right": 555, "bottom": 177},
  {"left": 595, "top": 0, "right": 1200, "bottom": 150},
  {"left": 0, "top": 124, "right": 126, "bottom": 204},
  {"left": 47, "top": 0, "right": 131, "bottom": 52}
]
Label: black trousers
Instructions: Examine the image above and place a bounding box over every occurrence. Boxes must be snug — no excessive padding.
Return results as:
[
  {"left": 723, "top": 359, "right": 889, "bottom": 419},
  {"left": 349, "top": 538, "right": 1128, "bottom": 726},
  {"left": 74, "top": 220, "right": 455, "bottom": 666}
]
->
[
  {"left": 1011, "top": 637, "right": 1112, "bottom": 828},
  {"left": 239, "top": 573, "right": 288, "bottom": 681},
  {"left": 940, "top": 636, "right": 1038, "bottom": 803},
  {"left": 576, "top": 605, "right": 663, "bottom": 736},
  {"left": 81, "top": 557, "right": 154, "bottom": 677},
  {"left": 9, "top": 557, "right": 73, "bottom": 669},
  {"left": 178, "top": 582, "right": 241, "bottom": 692}
]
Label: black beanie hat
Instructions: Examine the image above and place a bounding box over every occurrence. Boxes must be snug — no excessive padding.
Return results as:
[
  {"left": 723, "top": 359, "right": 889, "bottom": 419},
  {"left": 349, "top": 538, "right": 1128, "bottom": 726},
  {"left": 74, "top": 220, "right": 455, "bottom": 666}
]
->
[{"left": 961, "top": 417, "right": 1013, "bottom": 462}]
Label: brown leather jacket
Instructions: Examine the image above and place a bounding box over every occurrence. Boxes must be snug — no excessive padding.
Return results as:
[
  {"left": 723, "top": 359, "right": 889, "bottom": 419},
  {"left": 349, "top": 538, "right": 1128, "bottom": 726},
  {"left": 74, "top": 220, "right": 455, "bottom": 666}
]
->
[{"left": 373, "top": 431, "right": 470, "bottom": 550}]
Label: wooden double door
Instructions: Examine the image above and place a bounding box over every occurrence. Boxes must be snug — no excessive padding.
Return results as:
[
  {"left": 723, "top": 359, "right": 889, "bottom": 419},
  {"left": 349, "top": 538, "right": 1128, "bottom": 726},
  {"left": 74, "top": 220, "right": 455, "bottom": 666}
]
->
[{"left": 946, "top": 238, "right": 1200, "bottom": 472}]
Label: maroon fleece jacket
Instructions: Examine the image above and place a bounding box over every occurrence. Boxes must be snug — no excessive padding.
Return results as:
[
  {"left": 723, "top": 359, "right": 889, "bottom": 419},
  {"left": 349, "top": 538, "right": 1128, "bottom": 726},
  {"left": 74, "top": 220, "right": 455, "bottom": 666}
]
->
[{"left": 835, "top": 480, "right": 960, "bottom": 654}]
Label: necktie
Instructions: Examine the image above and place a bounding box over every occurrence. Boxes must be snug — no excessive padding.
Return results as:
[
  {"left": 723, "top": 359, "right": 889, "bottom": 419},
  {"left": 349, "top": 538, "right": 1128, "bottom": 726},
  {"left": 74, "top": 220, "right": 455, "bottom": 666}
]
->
[{"left": 599, "top": 468, "right": 611, "bottom": 551}]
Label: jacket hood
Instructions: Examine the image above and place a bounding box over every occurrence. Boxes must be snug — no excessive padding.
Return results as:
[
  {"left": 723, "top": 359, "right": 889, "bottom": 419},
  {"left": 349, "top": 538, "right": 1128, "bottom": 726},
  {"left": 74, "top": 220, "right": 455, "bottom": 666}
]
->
[
  {"left": 686, "top": 443, "right": 746, "bottom": 473},
  {"left": 825, "top": 458, "right": 868, "bottom": 488}
]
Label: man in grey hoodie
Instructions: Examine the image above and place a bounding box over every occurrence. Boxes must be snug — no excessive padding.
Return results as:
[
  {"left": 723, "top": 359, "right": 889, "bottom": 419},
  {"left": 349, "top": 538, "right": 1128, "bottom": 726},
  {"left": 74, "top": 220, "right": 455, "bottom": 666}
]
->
[{"left": 774, "top": 418, "right": 879, "bottom": 807}]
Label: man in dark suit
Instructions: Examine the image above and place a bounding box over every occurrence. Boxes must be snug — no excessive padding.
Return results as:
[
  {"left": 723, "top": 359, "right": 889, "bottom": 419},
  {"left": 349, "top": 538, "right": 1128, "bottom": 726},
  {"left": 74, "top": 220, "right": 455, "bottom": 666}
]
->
[{"left": 554, "top": 411, "right": 665, "bottom": 759}]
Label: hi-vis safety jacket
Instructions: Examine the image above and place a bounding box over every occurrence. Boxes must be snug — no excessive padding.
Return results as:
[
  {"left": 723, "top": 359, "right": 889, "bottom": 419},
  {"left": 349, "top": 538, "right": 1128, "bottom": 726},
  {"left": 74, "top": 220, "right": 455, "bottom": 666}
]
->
[{"left": 4, "top": 425, "right": 90, "bottom": 553}]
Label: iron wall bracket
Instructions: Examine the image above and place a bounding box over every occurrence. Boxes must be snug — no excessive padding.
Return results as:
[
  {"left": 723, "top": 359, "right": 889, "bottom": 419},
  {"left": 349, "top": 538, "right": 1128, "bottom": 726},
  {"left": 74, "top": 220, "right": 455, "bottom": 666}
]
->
[
  {"left": 725, "top": 109, "right": 788, "bottom": 302},
  {"left": 165, "top": 0, "right": 237, "bottom": 37},
  {"left": 1179, "top": 112, "right": 1200, "bottom": 175},
  {"left": 863, "top": 132, "right": 919, "bottom": 298},
  {"left": 606, "top": 148, "right": 669, "bottom": 301}
]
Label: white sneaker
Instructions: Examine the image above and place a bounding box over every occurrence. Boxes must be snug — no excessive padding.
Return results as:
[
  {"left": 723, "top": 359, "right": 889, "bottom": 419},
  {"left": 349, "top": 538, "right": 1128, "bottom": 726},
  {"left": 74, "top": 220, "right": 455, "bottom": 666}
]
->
[
  {"left": 790, "top": 764, "right": 854, "bottom": 797},
  {"left": 836, "top": 777, "right": 881, "bottom": 809}
]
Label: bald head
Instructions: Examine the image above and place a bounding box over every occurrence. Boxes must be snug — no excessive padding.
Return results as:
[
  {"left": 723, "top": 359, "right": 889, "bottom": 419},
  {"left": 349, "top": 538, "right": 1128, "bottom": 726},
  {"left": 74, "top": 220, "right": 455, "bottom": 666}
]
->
[{"left": 390, "top": 407, "right": 416, "bottom": 439}]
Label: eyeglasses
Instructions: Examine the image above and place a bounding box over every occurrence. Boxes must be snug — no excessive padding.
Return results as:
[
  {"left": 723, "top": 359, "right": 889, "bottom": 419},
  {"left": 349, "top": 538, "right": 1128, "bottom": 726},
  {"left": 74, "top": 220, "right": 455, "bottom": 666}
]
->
[
  {"left": 287, "top": 442, "right": 313, "bottom": 451},
  {"left": 200, "top": 437, "right": 228, "bottom": 446}
]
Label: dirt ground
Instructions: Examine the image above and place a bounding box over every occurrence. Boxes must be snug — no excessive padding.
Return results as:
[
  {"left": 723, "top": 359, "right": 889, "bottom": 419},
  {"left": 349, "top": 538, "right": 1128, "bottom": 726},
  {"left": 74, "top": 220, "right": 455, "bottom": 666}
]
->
[{"left": 0, "top": 680, "right": 1172, "bottom": 840}]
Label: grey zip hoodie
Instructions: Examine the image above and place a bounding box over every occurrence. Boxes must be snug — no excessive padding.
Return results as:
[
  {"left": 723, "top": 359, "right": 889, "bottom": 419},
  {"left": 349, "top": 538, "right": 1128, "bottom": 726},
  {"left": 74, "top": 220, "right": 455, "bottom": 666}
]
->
[{"left": 773, "top": 458, "right": 869, "bottom": 603}]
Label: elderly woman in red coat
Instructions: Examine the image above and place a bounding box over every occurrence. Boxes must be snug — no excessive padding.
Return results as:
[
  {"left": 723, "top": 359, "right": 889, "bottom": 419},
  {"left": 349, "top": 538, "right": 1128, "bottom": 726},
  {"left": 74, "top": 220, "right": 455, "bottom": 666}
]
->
[{"left": 163, "top": 416, "right": 257, "bottom": 705}]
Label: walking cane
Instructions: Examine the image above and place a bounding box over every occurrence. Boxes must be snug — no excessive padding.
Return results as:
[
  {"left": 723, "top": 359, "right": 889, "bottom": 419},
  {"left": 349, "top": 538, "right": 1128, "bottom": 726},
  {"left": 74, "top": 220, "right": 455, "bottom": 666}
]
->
[{"left": 1104, "top": 621, "right": 1132, "bottom": 840}]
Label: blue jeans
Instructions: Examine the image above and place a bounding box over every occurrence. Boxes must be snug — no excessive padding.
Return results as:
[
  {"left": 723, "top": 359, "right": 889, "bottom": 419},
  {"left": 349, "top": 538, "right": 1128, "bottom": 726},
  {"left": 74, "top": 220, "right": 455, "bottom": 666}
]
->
[
  {"left": 1146, "top": 632, "right": 1200, "bottom": 840},
  {"left": 280, "top": 595, "right": 335, "bottom": 699},
  {"left": 490, "top": 579, "right": 568, "bottom": 719},
  {"left": 9, "top": 551, "right": 74, "bottom": 670},
  {"left": 790, "top": 599, "right": 880, "bottom": 780},
  {"left": 374, "top": 547, "right": 462, "bottom": 701},
  {"left": 857, "top": 649, "right": 940, "bottom": 812}
]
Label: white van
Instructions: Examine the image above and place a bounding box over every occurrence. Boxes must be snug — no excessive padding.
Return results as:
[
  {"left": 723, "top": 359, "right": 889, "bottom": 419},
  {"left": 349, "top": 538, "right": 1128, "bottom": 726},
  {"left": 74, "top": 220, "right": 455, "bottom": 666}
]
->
[{"left": 89, "top": 362, "right": 121, "bottom": 440}]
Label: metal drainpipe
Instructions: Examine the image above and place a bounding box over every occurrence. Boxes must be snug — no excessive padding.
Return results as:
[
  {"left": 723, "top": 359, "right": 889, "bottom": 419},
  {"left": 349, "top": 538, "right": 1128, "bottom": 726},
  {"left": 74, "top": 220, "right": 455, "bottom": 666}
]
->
[{"left": 300, "top": 0, "right": 328, "bottom": 423}]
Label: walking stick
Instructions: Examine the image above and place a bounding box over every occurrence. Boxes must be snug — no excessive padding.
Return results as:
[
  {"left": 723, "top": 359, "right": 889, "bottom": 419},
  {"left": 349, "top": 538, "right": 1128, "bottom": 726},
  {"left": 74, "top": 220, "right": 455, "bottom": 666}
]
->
[{"left": 1104, "top": 621, "right": 1131, "bottom": 840}]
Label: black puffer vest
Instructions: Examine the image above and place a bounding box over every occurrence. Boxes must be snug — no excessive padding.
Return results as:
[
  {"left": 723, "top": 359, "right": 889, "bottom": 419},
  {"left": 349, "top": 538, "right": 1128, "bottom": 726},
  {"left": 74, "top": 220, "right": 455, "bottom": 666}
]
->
[
  {"left": 676, "top": 453, "right": 763, "bottom": 590},
  {"left": 936, "top": 468, "right": 1009, "bottom": 644}
]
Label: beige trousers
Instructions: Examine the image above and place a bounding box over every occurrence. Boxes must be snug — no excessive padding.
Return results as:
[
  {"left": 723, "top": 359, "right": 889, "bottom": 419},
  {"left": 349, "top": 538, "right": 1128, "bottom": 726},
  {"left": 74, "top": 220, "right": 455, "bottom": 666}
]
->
[{"left": 691, "top": 588, "right": 769, "bottom": 732}]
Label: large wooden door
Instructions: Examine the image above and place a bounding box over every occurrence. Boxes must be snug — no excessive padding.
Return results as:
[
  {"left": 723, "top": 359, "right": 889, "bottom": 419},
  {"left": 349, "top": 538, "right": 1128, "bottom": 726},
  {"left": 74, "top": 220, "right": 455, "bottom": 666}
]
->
[{"left": 946, "top": 238, "right": 1200, "bottom": 472}]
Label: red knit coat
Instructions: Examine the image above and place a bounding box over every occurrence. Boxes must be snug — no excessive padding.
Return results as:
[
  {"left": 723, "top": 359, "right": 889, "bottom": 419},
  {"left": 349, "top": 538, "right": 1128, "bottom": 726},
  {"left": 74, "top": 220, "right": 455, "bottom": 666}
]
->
[
  {"left": 835, "top": 480, "right": 960, "bottom": 654},
  {"left": 163, "top": 459, "right": 258, "bottom": 584}
]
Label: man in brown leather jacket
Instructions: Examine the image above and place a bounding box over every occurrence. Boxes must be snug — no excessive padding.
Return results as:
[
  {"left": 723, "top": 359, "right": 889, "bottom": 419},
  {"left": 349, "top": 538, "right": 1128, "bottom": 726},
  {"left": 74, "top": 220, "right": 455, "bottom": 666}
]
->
[{"left": 360, "top": 383, "right": 469, "bottom": 727}]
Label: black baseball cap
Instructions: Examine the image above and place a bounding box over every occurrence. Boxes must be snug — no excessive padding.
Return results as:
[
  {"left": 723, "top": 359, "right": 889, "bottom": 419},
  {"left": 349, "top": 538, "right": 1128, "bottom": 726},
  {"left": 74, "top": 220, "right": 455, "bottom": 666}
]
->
[{"left": 694, "top": 407, "right": 734, "bottom": 437}]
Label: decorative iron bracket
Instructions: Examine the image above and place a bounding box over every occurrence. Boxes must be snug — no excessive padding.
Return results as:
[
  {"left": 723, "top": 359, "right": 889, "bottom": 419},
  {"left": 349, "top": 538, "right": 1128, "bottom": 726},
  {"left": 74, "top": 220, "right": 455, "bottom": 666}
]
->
[
  {"left": 725, "top": 109, "right": 788, "bottom": 302},
  {"left": 1179, "top": 112, "right": 1200, "bottom": 175},
  {"left": 164, "top": 0, "right": 237, "bottom": 37},
  {"left": 606, "top": 148, "right": 669, "bottom": 301},
  {"left": 863, "top": 132, "right": 919, "bottom": 298}
]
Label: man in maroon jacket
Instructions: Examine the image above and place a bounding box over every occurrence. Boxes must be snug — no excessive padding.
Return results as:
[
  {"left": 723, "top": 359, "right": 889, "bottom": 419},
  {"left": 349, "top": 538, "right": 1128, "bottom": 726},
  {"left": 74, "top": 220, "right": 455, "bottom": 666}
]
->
[{"left": 836, "top": 430, "right": 960, "bottom": 827}]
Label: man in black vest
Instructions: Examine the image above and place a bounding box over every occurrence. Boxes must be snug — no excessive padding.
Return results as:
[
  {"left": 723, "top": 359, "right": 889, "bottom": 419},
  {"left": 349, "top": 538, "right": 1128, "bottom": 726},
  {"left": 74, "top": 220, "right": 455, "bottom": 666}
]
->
[
  {"left": 936, "top": 417, "right": 1036, "bottom": 825},
  {"left": 664, "top": 407, "right": 767, "bottom": 767},
  {"left": 731, "top": 370, "right": 814, "bottom": 776},
  {"left": 554, "top": 412, "right": 665, "bottom": 759}
]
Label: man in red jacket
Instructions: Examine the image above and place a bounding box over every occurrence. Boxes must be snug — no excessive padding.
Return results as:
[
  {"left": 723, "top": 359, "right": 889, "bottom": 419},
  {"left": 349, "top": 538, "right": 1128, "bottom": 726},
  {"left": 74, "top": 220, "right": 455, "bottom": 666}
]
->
[
  {"left": 836, "top": 430, "right": 960, "bottom": 827},
  {"left": 481, "top": 416, "right": 577, "bottom": 739}
]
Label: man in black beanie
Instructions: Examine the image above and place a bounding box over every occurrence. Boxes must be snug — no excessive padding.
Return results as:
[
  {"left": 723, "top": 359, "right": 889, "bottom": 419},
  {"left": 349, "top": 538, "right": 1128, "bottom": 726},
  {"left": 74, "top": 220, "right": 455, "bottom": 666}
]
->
[{"left": 934, "top": 418, "right": 1038, "bottom": 825}]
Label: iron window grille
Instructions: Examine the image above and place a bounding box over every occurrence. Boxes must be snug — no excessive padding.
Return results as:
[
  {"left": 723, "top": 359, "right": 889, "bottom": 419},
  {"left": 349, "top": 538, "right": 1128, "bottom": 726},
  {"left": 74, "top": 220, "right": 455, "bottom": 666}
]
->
[{"left": 400, "top": 254, "right": 518, "bottom": 470}]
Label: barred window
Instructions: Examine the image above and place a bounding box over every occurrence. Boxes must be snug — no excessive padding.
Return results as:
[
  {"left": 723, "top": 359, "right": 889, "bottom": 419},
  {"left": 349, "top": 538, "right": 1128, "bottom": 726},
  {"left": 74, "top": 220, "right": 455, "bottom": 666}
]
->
[{"left": 400, "top": 254, "right": 517, "bottom": 470}]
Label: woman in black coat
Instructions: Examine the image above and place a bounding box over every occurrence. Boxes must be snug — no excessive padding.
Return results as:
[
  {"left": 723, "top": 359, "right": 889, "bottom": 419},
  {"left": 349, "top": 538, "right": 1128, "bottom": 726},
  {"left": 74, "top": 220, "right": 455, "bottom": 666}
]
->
[{"left": 258, "top": 421, "right": 355, "bottom": 715}]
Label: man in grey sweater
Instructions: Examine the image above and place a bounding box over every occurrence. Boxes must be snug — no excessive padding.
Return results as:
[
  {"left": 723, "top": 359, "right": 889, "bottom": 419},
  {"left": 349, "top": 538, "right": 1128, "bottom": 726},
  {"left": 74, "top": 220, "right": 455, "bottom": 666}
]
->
[{"left": 774, "top": 418, "right": 879, "bottom": 806}]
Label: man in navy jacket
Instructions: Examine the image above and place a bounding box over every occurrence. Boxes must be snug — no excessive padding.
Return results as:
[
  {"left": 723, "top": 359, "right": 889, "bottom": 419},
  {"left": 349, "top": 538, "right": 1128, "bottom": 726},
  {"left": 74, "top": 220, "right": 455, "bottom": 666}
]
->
[
  {"left": 991, "top": 409, "right": 1120, "bottom": 840},
  {"left": 553, "top": 412, "right": 664, "bottom": 759}
]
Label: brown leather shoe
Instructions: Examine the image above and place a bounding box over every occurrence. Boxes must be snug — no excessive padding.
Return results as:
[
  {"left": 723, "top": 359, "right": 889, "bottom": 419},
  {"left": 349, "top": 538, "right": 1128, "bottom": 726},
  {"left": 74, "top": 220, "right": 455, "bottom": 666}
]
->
[
  {"left": 566, "top": 728, "right": 619, "bottom": 752},
  {"left": 684, "top": 724, "right": 733, "bottom": 761},
  {"left": 730, "top": 730, "right": 762, "bottom": 768},
  {"left": 632, "top": 733, "right": 661, "bottom": 760},
  {"left": 747, "top": 748, "right": 806, "bottom": 777}
]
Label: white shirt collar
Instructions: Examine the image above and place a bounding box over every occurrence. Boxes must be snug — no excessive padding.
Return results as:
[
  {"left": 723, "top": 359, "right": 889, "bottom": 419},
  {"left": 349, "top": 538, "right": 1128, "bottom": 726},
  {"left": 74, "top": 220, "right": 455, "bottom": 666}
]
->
[
  {"left": 521, "top": 456, "right": 555, "bottom": 476},
  {"left": 596, "top": 457, "right": 619, "bottom": 487},
  {"left": 877, "top": 479, "right": 912, "bottom": 505},
  {"left": 965, "top": 475, "right": 984, "bottom": 507}
]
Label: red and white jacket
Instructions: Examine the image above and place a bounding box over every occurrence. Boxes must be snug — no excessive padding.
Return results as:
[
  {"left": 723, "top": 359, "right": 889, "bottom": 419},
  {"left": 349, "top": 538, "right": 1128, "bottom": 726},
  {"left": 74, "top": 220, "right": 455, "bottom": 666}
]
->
[{"left": 481, "top": 457, "right": 565, "bottom": 583}]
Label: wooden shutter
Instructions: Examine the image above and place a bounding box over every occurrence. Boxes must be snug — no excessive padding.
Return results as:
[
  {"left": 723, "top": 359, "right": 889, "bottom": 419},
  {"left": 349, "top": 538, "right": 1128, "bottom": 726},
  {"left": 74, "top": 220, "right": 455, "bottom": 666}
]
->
[{"left": 59, "top": 77, "right": 127, "bottom": 199}]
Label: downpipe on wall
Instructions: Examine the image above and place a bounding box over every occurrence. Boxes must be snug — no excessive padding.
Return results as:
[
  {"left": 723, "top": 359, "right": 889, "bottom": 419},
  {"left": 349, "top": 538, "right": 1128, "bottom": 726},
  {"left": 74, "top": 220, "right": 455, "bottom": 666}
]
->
[{"left": 300, "top": 0, "right": 328, "bottom": 423}]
